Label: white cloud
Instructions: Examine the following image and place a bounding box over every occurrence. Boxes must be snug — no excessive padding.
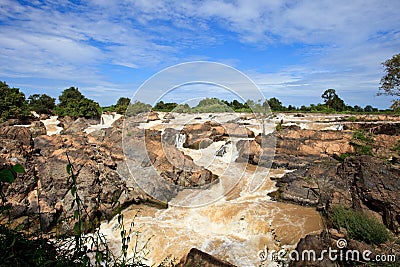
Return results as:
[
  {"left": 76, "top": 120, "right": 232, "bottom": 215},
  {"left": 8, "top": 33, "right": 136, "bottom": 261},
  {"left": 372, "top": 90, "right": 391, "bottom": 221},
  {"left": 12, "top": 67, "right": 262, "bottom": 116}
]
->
[{"left": 0, "top": 0, "right": 399, "bottom": 108}]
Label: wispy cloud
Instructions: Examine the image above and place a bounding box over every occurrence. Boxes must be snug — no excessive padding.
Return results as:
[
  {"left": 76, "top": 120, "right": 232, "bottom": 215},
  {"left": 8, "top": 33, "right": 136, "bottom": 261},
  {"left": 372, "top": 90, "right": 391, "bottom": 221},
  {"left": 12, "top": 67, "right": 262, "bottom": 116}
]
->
[{"left": 0, "top": 0, "right": 399, "bottom": 107}]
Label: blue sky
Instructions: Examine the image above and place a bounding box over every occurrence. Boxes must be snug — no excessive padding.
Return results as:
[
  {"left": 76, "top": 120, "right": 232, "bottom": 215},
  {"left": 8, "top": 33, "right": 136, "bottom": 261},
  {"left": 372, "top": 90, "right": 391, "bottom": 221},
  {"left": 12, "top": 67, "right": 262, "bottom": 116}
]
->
[{"left": 1, "top": 0, "right": 399, "bottom": 108}]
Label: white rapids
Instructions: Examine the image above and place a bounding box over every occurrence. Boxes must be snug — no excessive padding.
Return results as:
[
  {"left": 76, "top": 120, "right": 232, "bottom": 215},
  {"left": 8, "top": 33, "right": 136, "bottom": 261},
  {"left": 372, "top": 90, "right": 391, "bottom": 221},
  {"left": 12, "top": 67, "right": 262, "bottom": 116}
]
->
[{"left": 99, "top": 113, "right": 323, "bottom": 267}]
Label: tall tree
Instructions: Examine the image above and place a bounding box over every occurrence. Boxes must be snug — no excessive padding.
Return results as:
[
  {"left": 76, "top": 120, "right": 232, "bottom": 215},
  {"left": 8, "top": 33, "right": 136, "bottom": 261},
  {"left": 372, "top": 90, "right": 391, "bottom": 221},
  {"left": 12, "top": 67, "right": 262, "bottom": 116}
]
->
[
  {"left": 115, "top": 97, "right": 130, "bottom": 114},
  {"left": 321, "top": 89, "right": 345, "bottom": 111},
  {"left": 267, "top": 97, "right": 285, "bottom": 111},
  {"left": 379, "top": 53, "right": 400, "bottom": 111},
  {"left": 55, "top": 87, "right": 101, "bottom": 118},
  {"left": 28, "top": 94, "right": 55, "bottom": 114},
  {"left": 0, "top": 81, "right": 29, "bottom": 122}
]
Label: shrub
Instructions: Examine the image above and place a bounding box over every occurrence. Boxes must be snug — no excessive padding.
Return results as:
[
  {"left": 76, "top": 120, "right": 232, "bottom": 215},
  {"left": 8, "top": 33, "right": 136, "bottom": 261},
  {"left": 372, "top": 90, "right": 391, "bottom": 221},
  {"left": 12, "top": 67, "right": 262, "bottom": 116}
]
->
[
  {"left": 28, "top": 94, "right": 55, "bottom": 115},
  {"left": 351, "top": 130, "right": 374, "bottom": 155},
  {"left": 55, "top": 87, "right": 102, "bottom": 118},
  {"left": 328, "top": 205, "right": 389, "bottom": 245},
  {"left": 0, "top": 81, "right": 29, "bottom": 122},
  {"left": 126, "top": 101, "right": 152, "bottom": 116}
]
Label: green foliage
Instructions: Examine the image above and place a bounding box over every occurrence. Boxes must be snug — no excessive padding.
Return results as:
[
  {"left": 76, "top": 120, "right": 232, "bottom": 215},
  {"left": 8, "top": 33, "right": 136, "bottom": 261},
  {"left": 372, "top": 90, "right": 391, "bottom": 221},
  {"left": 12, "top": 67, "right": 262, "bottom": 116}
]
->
[
  {"left": 28, "top": 94, "right": 55, "bottom": 114},
  {"left": 353, "top": 130, "right": 374, "bottom": 143},
  {"left": 275, "top": 121, "right": 283, "bottom": 132},
  {"left": 173, "top": 103, "right": 191, "bottom": 113},
  {"left": 345, "top": 116, "right": 357, "bottom": 122},
  {"left": 153, "top": 101, "right": 178, "bottom": 112},
  {"left": 0, "top": 164, "right": 24, "bottom": 205},
  {"left": 55, "top": 87, "right": 102, "bottom": 118},
  {"left": 0, "top": 81, "right": 29, "bottom": 122},
  {"left": 267, "top": 97, "right": 285, "bottom": 111},
  {"left": 0, "top": 224, "right": 72, "bottom": 267},
  {"left": 328, "top": 205, "right": 389, "bottom": 245},
  {"left": 321, "top": 89, "right": 346, "bottom": 111},
  {"left": 364, "top": 105, "right": 378, "bottom": 113},
  {"left": 351, "top": 130, "right": 374, "bottom": 155},
  {"left": 379, "top": 53, "right": 400, "bottom": 111},
  {"left": 192, "top": 98, "right": 231, "bottom": 113},
  {"left": 126, "top": 101, "right": 152, "bottom": 116},
  {"left": 115, "top": 97, "right": 131, "bottom": 114}
]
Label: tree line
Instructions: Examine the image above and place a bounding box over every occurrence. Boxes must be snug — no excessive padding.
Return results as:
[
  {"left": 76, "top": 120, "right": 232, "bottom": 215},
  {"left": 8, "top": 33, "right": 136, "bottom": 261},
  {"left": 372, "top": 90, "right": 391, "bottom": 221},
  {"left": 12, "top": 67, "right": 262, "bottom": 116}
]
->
[
  {"left": 0, "top": 84, "right": 125, "bottom": 122},
  {"left": 1, "top": 53, "right": 399, "bottom": 121},
  {"left": 0, "top": 82, "right": 391, "bottom": 123}
]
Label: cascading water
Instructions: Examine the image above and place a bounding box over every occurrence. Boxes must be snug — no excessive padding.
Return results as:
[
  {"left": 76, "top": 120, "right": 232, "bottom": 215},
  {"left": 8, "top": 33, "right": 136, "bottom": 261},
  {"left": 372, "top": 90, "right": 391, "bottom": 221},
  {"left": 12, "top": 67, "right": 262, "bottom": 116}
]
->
[
  {"left": 175, "top": 133, "right": 186, "bottom": 148},
  {"left": 41, "top": 116, "right": 63, "bottom": 135},
  {"left": 84, "top": 113, "right": 122, "bottom": 134},
  {"left": 99, "top": 113, "right": 323, "bottom": 267}
]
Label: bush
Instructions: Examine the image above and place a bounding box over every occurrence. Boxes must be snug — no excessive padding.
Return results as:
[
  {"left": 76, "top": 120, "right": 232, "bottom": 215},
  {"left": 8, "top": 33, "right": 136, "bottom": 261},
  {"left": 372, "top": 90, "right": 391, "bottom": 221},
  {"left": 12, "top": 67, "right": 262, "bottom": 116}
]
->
[
  {"left": 192, "top": 98, "right": 231, "bottom": 113},
  {"left": 0, "top": 81, "right": 29, "bottom": 122},
  {"left": 55, "top": 87, "right": 102, "bottom": 118},
  {"left": 126, "top": 101, "right": 152, "bottom": 116},
  {"left": 350, "top": 130, "right": 374, "bottom": 155},
  {"left": 328, "top": 205, "right": 389, "bottom": 244},
  {"left": 28, "top": 94, "right": 55, "bottom": 114}
]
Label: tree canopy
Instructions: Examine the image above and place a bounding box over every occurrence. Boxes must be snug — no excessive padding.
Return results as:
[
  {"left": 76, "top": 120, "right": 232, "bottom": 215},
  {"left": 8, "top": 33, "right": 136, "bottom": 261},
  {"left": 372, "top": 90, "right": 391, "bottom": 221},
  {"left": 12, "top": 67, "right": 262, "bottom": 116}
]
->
[
  {"left": 55, "top": 87, "right": 102, "bottom": 118},
  {"left": 321, "top": 89, "right": 345, "bottom": 111},
  {"left": 0, "top": 81, "right": 29, "bottom": 122},
  {"left": 28, "top": 94, "right": 55, "bottom": 114},
  {"left": 267, "top": 97, "right": 284, "bottom": 111},
  {"left": 153, "top": 101, "right": 178, "bottom": 112},
  {"left": 125, "top": 101, "right": 152, "bottom": 116},
  {"left": 192, "top": 98, "right": 232, "bottom": 113},
  {"left": 115, "top": 97, "right": 130, "bottom": 114},
  {"left": 379, "top": 53, "right": 400, "bottom": 111}
]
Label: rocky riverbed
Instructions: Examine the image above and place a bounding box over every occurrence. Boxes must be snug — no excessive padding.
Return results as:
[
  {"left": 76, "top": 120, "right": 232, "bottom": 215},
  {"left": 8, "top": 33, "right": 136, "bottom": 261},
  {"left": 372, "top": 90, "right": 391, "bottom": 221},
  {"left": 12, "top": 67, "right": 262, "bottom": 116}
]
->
[{"left": 0, "top": 112, "right": 399, "bottom": 266}]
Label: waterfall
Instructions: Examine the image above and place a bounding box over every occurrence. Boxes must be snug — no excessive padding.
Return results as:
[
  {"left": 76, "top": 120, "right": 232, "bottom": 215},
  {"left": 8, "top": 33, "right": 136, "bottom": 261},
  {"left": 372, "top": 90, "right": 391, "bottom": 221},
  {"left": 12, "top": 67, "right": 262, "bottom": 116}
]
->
[
  {"left": 84, "top": 113, "right": 122, "bottom": 134},
  {"left": 175, "top": 133, "right": 186, "bottom": 148}
]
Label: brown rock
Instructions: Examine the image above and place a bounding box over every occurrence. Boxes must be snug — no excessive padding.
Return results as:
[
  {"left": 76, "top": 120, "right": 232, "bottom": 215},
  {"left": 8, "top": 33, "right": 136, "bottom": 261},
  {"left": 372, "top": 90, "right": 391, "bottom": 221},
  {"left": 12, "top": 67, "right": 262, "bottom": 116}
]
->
[
  {"left": 0, "top": 126, "right": 32, "bottom": 146},
  {"left": 30, "top": 121, "right": 47, "bottom": 138},
  {"left": 177, "top": 248, "right": 236, "bottom": 267},
  {"left": 147, "top": 111, "right": 160, "bottom": 122}
]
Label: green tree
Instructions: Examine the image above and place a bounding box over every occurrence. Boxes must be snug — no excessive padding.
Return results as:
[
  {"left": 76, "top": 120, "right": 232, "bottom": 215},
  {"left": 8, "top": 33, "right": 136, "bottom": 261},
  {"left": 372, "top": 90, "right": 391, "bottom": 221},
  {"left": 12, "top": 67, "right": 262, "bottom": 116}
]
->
[
  {"left": 363, "top": 105, "right": 378, "bottom": 113},
  {"left": 267, "top": 97, "right": 285, "bottom": 111},
  {"left": 321, "top": 89, "right": 345, "bottom": 111},
  {"left": 353, "top": 105, "right": 364, "bottom": 112},
  {"left": 0, "top": 81, "right": 29, "bottom": 122},
  {"left": 153, "top": 101, "right": 178, "bottom": 112},
  {"left": 55, "top": 87, "right": 102, "bottom": 118},
  {"left": 379, "top": 53, "right": 400, "bottom": 111},
  {"left": 173, "top": 103, "right": 191, "bottom": 113},
  {"left": 115, "top": 97, "right": 130, "bottom": 114},
  {"left": 28, "top": 94, "right": 55, "bottom": 114},
  {"left": 192, "top": 98, "right": 231, "bottom": 113},
  {"left": 125, "top": 100, "right": 152, "bottom": 116}
]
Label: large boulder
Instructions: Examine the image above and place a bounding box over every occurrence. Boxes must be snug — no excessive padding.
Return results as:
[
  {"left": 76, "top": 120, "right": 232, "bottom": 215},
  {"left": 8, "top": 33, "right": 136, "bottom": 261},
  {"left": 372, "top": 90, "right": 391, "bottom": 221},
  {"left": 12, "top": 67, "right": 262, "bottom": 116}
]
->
[
  {"left": 0, "top": 126, "right": 32, "bottom": 146},
  {"left": 62, "top": 117, "right": 98, "bottom": 134},
  {"left": 1, "top": 128, "right": 145, "bottom": 234},
  {"left": 177, "top": 248, "right": 236, "bottom": 267},
  {"left": 237, "top": 129, "right": 355, "bottom": 170},
  {"left": 29, "top": 121, "right": 47, "bottom": 138},
  {"left": 270, "top": 156, "right": 400, "bottom": 233},
  {"left": 146, "top": 111, "right": 160, "bottom": 122},
  {"left": 290, "top": 230, "right": 376, "bottom": 267},
  {"left": 182, "top": 121, "right": 254, "bottom": 150},
  {"left": 145, "top": 129, "right": 218, "bottom": 187}
]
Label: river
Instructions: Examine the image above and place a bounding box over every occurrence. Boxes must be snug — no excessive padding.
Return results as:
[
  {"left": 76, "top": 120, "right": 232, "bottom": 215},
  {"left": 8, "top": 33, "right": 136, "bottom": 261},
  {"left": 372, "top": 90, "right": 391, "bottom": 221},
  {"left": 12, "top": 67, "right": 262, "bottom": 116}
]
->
[{"left": 99, "top": 113, "right": 323, "bottom": 266}]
